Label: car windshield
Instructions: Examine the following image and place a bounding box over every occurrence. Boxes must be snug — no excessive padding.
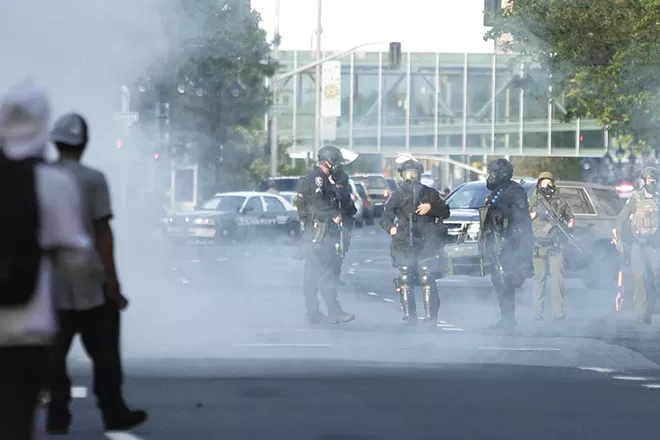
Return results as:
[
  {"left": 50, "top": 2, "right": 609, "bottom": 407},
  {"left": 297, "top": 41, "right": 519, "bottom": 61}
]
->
[
  {"left": 202, "top": 196, "right": 246, "bottom": 212},
  {"left": 445, "top": 184, "right": 491, "bottom": 209},
  {"left": 280, "top": 193, "right": 294, "bottom": 204}
]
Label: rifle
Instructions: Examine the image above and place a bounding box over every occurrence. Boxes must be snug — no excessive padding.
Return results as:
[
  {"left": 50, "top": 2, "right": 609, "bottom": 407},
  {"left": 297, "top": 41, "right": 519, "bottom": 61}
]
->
[
  {"left": 336, "top": 221, "right": 345, "bottom": 258},
  {"left": 478, "top": 204, "right": 505, "bottom": 284},
  {"left": 538, "top": 195, "right": 583, "bottom": 254}
]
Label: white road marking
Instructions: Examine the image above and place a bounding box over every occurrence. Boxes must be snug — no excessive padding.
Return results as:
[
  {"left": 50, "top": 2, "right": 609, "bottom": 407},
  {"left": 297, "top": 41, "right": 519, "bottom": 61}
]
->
[
  {"left": 436, "top": 324, "right": 454, "bottom": 327},
  {"left": 352, "top": 262, "right": 359, "bottom": 266},
  {"left": 442, "top": 327, "right": 464, "bottom": 331},
  {"left": 479, "top": 347, "right": 561, "bottom": 352},
  {"left": 105, "top": 432, "right": 146, "bottom": 440},
  {"left": 382, "top": 298, "right": 394, "bottom": 303},
  {"left": 169, "top": 267, "right": 179, "bottom": 271},
  {"left": 217, "top": 257, "right": 229, "bottom": 261},
  {"left": 364, "top": 259, "right": 373, "bottom": 263},
  {"left": 188, "top": 259, "right": 200, "bottom": 263},
  {"left": 437, "top": 320, "right": 447, "bottom": 324},
  {"left": 612, "top": 376, "right": 653, "bottom": 381},
  {"left": 348, "top": 269, "right": 356, "bottom": 274},
  {"left": 367, "top": 292, "right": 378, "bottom": 296},
  {"left": 642, "top": 384, "right": 660, "bottom": 389},
  {"left": 370, "top": 231, "right": 376, "bottom": 234},
  {"left": 177, "top": 278, "right": 190, "bottom": 284},
  {"left": 232, "top": 344, "right": 332, "bottom": 348},
  {"left": 71, "top": 386, "right": 87, "bottom": 399},
  {"left": 578, "top": 367, "right": 619, "bottom": 374}
]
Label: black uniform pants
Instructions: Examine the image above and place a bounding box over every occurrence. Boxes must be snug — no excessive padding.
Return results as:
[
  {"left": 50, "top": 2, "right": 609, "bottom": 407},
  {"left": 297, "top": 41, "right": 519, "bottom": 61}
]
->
[
  {"left": 49, "top": 303, "right": 124, "bottom": 418},
  {"left": 492, "top": 275, "right": 516, "bottom": 322},
  {"left": 331, "top": 226, "right": 352, "bottom": 279},
  {"left": 0, "top": 345, "right": 49, "bottom": 440},
  {"left": 303, "top": 243, "right": 343, "bottom": 316}
]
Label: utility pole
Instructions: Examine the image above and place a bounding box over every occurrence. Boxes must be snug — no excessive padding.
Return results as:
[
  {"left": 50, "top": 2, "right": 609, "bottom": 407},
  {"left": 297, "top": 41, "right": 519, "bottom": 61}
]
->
[
  {"left": 313, "top": 0, "right": 323, "bottom": 159},
  {"left": 269, "top": 0, "right": 281, "bottom": 177},
  {"left": 119, "top": 86, "right": 131, "bottom": 223}
]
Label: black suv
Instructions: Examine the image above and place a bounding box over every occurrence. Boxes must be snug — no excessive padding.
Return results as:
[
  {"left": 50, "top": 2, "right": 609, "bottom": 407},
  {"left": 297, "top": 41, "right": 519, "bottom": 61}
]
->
[{"left": 444, "top": 179, "right": 624, "bottom": 289}]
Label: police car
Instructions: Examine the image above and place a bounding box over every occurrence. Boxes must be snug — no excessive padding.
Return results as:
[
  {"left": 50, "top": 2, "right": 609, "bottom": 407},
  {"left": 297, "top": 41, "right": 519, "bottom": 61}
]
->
[{"left": 163, "top": 191, "right": 302, "bottom": 244}]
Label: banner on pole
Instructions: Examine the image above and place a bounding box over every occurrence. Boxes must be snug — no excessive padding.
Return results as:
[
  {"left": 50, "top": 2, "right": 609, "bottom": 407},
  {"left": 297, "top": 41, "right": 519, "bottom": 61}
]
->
[{"left": 321, "top": 61, "right": 341, "bottom": 117}]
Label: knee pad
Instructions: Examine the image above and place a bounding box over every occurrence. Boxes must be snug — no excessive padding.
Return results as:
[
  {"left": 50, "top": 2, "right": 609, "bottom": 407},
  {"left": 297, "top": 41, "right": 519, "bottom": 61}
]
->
[
  {"left": 419, "top": 266, "right": 431, "bottom": 285},
  {"left": 398, "top": 266, "right": 411, "bottom": 285}
]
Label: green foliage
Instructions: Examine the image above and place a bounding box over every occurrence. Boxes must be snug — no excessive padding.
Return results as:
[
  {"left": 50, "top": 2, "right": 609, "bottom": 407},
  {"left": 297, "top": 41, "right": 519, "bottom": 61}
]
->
[
  {"left": 486, "top": 0, "right": 660, "bottom": 150},
  {"left": 511, "top": 157, "right": 583, "bottom": 181},
  {"left": 144, "top": 0, "right": 277, "bottom": 168}
]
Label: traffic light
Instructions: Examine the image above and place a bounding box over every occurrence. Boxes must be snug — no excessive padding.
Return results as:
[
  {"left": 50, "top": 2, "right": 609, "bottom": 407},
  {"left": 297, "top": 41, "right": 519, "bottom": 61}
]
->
[
  {"left": 484, "top": 0, "right": 500, "bottom": 27},
  {"left": 388, "top": 42, "right": 402, "bottom": 70}
]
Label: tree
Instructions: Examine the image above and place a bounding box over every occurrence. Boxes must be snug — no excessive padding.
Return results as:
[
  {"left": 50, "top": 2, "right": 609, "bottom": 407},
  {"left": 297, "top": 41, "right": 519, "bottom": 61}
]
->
[
  {"left": 144, "top": 0, "right": 277, "bottom": 186},
  {"left": 486, "top": 0, "right": 660, "bottom": 151}
]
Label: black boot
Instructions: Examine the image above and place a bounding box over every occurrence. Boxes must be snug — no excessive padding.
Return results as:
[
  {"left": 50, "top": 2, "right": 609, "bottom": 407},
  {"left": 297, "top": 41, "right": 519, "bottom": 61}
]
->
[{"left": 102, "top": 406, "right": 148, "bottom": 432}]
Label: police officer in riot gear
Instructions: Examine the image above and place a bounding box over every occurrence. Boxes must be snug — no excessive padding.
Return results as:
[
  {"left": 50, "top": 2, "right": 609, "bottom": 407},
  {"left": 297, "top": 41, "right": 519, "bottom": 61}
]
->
[
  {"left": 380, "top": 159, "right": 450, "bottom": 324},
  {"left": 616, "top": 167, "right": 660, "bottom": 325},
  {"left": 529, "top": 172, "right": 574, "bottom": 321},
  {"left": 479, "top": 158, "right": 533, "bottom": 330},
  {"left": 299, "top": 145, "right": 355, "bottom": 324},
  {"left": 331, "top": 170, "right": 357, "bottom": 284}
]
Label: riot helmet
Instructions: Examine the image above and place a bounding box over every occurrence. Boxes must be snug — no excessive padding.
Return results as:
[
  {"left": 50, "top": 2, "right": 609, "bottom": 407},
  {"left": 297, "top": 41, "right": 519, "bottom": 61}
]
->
[
  {"left": 486, "top": 158, "right": 513, "bottom": 190},
  {"left": 398, "top": 159, "right": 423, "bottom": 184},
  {"left": 317, "top": 145, "right": 343, "bottom": 175},
  {"left": 50, "top": 112, "right": 88, "bottom": 149},
  {"left": 641, "top": 167, "right": 660, "bottom": 194},
  {"left": 537, "top": 171, "right": 556, "bottom": 197}
]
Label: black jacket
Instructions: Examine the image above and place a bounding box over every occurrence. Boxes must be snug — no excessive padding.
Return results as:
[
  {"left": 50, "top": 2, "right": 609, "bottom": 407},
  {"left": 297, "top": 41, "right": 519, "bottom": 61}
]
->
[
  {"left": 380, "top": 183, "right": 450, "bottom": 252},
  {"left": 483, "top": 179, "right": 533, "bottom": 274}
]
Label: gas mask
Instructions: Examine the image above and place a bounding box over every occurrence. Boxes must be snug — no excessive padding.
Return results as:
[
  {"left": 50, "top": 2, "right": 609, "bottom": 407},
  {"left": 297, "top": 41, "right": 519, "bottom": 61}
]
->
[
  {"left": 646, "top": 179, "right": 657, "bottom": 194},
  {"left": 486, "top": 170, "right": 501, "bottom": 190},
  {"left": 539, "top": 185, "right": 556, "bottom": 197}
]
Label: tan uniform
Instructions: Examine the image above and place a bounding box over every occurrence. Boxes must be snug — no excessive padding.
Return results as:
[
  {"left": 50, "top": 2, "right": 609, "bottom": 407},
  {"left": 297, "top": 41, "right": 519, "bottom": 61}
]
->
[{"left": 529, "top": 189, "right": 573, "bottom": 319}]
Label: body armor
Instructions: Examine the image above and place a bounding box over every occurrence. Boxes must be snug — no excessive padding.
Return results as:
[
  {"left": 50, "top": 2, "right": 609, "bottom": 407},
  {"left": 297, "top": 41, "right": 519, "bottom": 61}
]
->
[{"left": 632, "top": 192, "right": 659, "bottom": 236}]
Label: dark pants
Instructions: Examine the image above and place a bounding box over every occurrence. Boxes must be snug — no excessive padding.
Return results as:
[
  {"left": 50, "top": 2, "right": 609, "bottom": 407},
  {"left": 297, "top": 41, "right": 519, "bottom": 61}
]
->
[
  {"left": 492, "top": 275, "right": 516, "bottom": 322},
  {"left": 49, "top": 303, "right": 125, "bottom": 420},
  {"left": 303, "top": 243, "right": 343, "bottom": 316},
  {"left": 0, "top": 345, "right": 49, "bottom": 440}
]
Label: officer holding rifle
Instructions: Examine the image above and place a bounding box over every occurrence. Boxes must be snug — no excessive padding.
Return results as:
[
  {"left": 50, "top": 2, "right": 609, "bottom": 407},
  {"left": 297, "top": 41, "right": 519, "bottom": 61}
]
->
[{"left": 529, "top": 172, "right": 575, "bottom": 321}]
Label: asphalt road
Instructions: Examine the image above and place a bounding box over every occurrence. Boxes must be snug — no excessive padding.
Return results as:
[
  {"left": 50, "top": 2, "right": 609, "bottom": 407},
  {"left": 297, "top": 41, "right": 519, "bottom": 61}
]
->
[{"left": 35, "top": 224, "right": 660, "bottom": 440}]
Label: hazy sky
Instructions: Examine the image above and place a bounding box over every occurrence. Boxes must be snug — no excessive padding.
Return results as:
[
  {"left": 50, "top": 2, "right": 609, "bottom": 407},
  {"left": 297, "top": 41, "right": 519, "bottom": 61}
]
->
[{"left": 251, "top": 0, "right": 494, "bottom": 53}]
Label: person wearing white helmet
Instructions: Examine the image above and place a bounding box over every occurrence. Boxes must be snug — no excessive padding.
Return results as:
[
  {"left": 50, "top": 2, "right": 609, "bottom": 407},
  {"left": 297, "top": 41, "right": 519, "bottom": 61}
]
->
[{"left": 0, "top": 79, "right": 91, "bottom": 440}]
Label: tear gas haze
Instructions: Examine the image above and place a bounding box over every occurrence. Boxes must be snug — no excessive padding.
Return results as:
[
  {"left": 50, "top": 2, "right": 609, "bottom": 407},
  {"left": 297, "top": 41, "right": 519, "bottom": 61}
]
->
[{"left": 0, "top": 0, "right": 170, "bottom": 162}]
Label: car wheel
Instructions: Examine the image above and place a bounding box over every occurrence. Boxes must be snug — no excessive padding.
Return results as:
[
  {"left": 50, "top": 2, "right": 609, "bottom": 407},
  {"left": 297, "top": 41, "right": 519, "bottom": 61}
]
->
[{"left": 365, "top": 215, "right": 375, "bottom": 226}]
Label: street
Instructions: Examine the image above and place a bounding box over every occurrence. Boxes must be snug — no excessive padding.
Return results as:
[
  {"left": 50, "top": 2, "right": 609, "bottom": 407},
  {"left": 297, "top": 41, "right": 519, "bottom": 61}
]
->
[{"left": 37, "top": 223, "right": 660, "bottom": 439}]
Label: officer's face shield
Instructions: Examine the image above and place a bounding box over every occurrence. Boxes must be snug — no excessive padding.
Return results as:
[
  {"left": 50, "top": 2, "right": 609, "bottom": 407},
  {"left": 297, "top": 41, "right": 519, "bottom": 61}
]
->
[
  {"left": 401, "top": 168, "right": 420, "bottom": 184},
  {"left": 486, "top": 168, "right": 501, "bottom": 188}
]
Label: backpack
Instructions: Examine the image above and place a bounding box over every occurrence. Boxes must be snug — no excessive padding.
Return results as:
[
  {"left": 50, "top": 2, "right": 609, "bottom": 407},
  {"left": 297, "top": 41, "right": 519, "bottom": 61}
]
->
[{"left": 0, "top": 153, "right": 41, "bottom": 306}]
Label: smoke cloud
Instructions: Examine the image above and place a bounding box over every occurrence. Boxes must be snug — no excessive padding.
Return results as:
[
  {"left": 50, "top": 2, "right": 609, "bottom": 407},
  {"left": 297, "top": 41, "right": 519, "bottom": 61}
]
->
[{"left": 0, "top": 0, "right": 172, "bottom": 163}]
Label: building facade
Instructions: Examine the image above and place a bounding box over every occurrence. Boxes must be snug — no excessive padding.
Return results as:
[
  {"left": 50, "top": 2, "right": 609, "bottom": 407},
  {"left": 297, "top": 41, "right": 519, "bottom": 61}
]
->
[{"left": 273, "top": 50, "right": 608, "bottom": 158}]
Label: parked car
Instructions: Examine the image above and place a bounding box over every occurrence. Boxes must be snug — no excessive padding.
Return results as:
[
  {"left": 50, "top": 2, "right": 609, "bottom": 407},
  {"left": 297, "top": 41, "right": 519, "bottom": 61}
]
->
[
  {"left": 353, "top": 182, "right": 375, "bottom": 225},
  {"left": 444, "top": 179, "right": 624, "bottom": 289},
  {"left": 386, "top": 177, "right": 399, "bottom": 192},
  {"left": 351, "top": 174, "right": 391, "bottom": 216},
  {"left": 163, "top": 191, "right": 302, "bottom": 244}
]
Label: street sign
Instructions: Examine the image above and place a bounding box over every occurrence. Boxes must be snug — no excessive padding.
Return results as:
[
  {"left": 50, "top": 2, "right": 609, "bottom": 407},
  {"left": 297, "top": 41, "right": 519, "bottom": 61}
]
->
[{"left": 113, "top": 112, "right": 140, "bottom": 124}]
